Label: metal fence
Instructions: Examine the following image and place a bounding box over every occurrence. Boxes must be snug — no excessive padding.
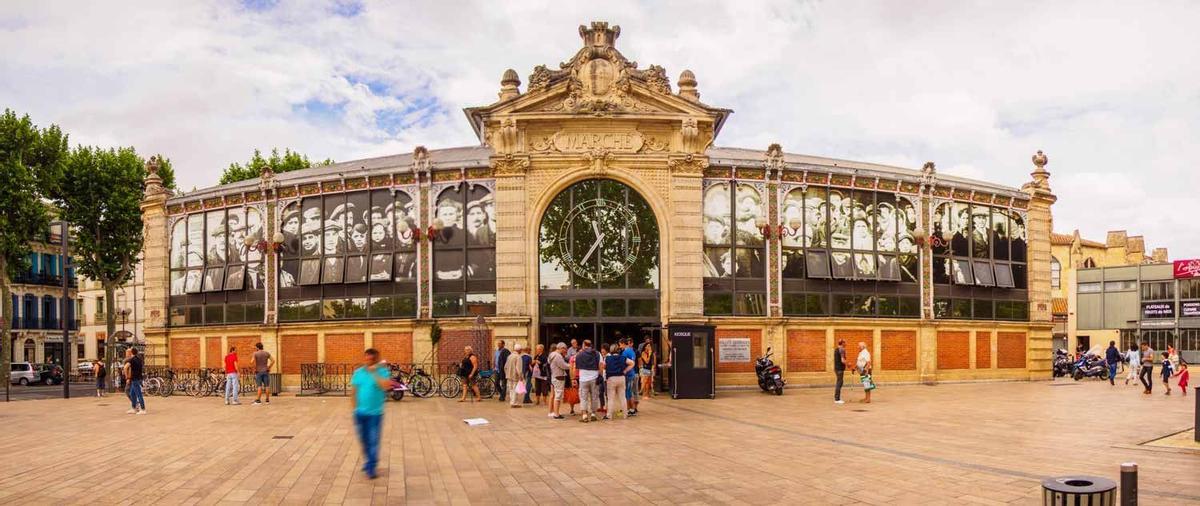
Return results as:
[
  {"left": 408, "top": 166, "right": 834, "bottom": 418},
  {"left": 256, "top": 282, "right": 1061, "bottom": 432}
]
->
[{"left": 299, "top": 362, "right": 464, "bottom": 397}]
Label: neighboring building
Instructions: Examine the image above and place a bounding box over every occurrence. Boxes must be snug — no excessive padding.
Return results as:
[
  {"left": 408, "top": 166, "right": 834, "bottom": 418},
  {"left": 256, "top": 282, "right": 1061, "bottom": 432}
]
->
[
  {"left": 6, "top": 222, "right": 79, "bottom": 365},
  {"left": 1076, "top": 260, "right": 1200, "bottom": 364},
  {"left": 138, "top": 21, "right": 1057, "bottom": 388},
  {"left": 77, "top": 256, "right": 151, "bottom": 364},
  {"left": 1049, "top": 229, "right": 1167, "bottom": 353}
]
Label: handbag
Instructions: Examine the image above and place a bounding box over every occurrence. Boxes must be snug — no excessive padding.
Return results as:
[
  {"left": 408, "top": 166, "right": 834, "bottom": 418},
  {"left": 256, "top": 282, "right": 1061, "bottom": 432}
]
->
[
  {"left": 861, "top": 373, "right": 876, "bottom": 391},
  {"left": 515, "top": 380, "right": 527, "bottom": 395}
]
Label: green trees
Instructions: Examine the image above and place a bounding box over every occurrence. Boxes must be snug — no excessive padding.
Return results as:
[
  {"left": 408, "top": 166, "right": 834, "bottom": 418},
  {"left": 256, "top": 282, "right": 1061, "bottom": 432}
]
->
[
  {"left": 219, "top": 148, "right": 333, "bottom": 185},
  {"left": 0, "top": 109, "right": 69, "bottom": 383}
]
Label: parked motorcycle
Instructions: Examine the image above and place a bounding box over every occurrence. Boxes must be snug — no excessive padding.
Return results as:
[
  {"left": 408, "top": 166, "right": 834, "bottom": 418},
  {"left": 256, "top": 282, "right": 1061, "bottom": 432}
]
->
[
  {"left": 1052, "top": 349, "right": 1072, "bottom": 378},
  {"left": 1071, "top": 352, "right": 1109, "bottom": 381},
  {"left": 390, "top": 373, "right": 409, "bottom": 401},
  {"left": 755, "top": 347, "right": 785, "bottom": 395}
]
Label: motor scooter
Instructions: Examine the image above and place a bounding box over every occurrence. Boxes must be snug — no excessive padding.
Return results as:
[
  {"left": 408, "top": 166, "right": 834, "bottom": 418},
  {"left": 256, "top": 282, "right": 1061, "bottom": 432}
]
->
[
  {"left": 1052, "top": 349, "right": 1072, "bottom": 378},
  {"left": 1072, "top": 352, "right": 1109, "bottom": 381},
  {"left": 754, "top": 347, "right": 785, "bottom": 395}
]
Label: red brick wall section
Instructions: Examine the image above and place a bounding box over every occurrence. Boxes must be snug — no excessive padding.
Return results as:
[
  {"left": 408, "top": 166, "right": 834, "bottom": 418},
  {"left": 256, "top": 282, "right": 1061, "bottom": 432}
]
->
[
  {"left": 937, "top": 331, "right": 971, "bottom": 370},
  {"left": 786, "top": 329, "right": 826, "bottom": 372},
  {"left": 280, "top": 334, "right": 317, "bottom": 374},
  {"left": 227, "top": 335, "right": 259, "bottom": 366},
  {"left": 715, "top": 329, "right": 761, "bottom": 373},
  {"left": 373, "top": 332, "right": 413, "bottom": 365},
  {"left": 997, "top": 332, "right": 1027, "bottom": 369},
  {"left": 880, "top": 330, "right": 916, "bottom": 370},
  {"left": 205, "top": 337, "right": 222, "bottom": 369},
  {"left": 437, "top": 330, "right": 492, "bottom": 368},
  {"left": 834, "top": 330, "right": 874, "bottom": 369},
  {"left": 975, "top": 333, "right": 992, "bottom": 369},
  {"left": 170, "top": 338, "right": 199, "bottom": 369},
  {"left": 324, "top": 333, "right": 365, "bottom": 365}
]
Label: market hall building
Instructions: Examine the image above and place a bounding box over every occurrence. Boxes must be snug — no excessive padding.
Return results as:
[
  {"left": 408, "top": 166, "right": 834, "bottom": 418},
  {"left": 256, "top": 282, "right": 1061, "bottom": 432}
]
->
[{"left": 138, "top": 22, "right": 1056, "bottom": 389}]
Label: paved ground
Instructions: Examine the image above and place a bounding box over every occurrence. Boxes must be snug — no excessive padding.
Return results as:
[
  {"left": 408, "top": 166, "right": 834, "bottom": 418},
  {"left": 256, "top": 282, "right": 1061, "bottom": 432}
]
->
[
  {"left": 0, "top": 379, "right": 1196, "bottom": 505},
  {"left": 3, "top": 382, "right": 96, "bottom": 401}
]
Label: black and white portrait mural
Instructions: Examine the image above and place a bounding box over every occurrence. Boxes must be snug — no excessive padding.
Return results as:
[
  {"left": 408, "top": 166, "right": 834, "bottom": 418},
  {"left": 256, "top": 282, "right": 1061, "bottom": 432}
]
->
[{"left": 931, "top": 200, "right": 1028, "bottom": 288}]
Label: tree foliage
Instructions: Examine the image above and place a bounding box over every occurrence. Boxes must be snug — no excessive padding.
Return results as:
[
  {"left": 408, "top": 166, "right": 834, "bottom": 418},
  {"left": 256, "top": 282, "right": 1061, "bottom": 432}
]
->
[
  {"left": 0, "top": 109, "right": 67, "bottom": 386},
  {"left": 151, "top": 153, "right": 177, "bottom": 190},
  {"left": 218, "top": 148, "right": 333, "bottom": 185}
]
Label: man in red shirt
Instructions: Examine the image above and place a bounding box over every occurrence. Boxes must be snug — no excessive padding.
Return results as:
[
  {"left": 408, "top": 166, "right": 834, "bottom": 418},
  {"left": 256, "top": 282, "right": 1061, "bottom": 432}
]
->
[{"left": 224, "top": 346, "right": 240, "bottom": 405}]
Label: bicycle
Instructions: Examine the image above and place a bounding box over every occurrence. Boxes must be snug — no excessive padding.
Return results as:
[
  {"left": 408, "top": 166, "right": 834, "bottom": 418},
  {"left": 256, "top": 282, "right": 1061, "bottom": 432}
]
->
[{"left": 390, "top": 364, "right": 436, "bottom": 398}]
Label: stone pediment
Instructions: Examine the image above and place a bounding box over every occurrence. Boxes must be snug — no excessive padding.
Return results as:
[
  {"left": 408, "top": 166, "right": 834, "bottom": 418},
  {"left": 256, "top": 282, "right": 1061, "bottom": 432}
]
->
[{"left": 464, "top": 21, "right": 731, "bottom": 153}]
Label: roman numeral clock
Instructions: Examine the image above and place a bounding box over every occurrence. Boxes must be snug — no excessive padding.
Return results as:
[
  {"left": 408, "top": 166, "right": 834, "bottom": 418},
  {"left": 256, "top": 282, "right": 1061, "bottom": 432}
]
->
[{"left": 556, "top": 196, "right": 642, "bottom": 283}]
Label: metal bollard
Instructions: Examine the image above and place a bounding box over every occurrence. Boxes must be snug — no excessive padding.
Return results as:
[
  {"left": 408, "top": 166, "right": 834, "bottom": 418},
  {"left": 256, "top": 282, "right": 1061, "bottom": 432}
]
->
[{"left": 1120, "top": 463, "right": 1137, "bottom": 506}]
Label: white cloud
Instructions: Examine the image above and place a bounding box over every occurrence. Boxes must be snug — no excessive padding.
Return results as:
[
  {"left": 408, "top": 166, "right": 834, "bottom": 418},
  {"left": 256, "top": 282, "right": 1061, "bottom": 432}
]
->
[{"left": 1, "top": 0, "right": 1198, "bottom": 256}]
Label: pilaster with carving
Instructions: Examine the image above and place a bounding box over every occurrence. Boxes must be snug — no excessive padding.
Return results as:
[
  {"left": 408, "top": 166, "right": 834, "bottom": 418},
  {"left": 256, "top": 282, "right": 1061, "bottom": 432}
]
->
[
  {"left": 764, "top": 144, "right": 784, "bottom": 318},
  {"left": 1022, "top": 151, "right": 1057, "bottom": 325},
  {"left": 140, "top": 157, "right": 170, "bottom": 354}
]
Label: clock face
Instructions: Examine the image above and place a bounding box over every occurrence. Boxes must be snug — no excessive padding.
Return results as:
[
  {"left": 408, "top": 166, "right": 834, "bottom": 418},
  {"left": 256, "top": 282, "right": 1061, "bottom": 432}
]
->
[{"left": 556, "top": 197, "right": 642, "bottom": 282}]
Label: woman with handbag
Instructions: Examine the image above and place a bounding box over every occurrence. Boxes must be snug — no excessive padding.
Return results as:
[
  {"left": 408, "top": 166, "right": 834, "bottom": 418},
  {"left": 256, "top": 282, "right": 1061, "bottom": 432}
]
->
[{"left": 856, "top": 341, "right": 875, "bottom": 404}]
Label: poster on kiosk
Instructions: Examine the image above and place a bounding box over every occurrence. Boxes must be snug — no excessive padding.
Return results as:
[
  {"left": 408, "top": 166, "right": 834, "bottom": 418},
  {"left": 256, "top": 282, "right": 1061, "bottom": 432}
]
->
[{"left": 669, "top": 324, "right": 715, "bottom": 399}]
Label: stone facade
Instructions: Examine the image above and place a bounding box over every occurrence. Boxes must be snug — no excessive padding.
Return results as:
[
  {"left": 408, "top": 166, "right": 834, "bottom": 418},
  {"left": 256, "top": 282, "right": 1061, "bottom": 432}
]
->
[{"left": 141, "top": 21, "right": 1056, "bottom": 389}]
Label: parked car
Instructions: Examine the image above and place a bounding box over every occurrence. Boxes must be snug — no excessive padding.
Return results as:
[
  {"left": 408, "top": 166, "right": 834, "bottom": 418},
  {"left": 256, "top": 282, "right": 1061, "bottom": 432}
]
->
[
  {"left": 76, "top": 361, "right": 94, "bottom": 374},
  {"left": 36, "top": 364, "right": 64, "bottom": 385},
  {"left": 9, "top": 362, "right": 38, "bottom": 385}
]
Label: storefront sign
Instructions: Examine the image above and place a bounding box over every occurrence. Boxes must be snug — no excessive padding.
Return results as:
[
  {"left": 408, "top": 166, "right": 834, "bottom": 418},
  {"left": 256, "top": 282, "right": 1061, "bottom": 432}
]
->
[
  {"left": 1140, "top": 320, "right": 1175, "bottom": 328},
  {"left": 552, "top": 131, "right": 644, "bottom": 153},
  {"left": 718, "top": 337, "right": 751, "bottom": 362},
  {"left": 1182, "top": 300, "right": 1200, "bottom": 318},
  {"left": 1174, "top": 259, "right": 1200, "bottom": 279},
  {"left": 1141, "top": 301, "right": 1175, "bottom": 319}
]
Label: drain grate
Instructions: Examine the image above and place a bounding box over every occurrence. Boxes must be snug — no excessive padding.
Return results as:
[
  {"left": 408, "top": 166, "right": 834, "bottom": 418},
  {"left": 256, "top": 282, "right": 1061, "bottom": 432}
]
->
[
  {"left": 98, "top": 404, "right": 110, "bottom": 406},
  {"left": 852, "top": 409, "right": 868, "bottom": 412},
  {"left": 1047, "top": 383, "right": 1081, "bottom": 387},
  {"left": 272, "top": 435, "right": 294, "bottom": 440}
]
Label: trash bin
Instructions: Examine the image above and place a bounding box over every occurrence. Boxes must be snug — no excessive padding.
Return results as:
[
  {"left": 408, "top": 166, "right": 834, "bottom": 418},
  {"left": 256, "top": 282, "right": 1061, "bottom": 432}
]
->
[
  {"left": 1041, "top": 476, "right": 1116, "bottom": 505},
  {"left": 270, "top": 373, "right": 283, "bottom": 395}
]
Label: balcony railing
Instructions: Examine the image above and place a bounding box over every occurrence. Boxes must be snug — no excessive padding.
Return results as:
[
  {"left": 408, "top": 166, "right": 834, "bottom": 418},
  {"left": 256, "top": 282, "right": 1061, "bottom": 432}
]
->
[
  {"left": 11, "top": 272, "right": 78, "bottom": 288},
  {"left": 5, "top": 317, "right": 78, "bottom": 331}
]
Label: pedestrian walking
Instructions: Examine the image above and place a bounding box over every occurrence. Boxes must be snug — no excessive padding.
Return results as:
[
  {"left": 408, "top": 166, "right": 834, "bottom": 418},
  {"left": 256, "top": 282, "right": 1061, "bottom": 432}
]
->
[
  {"left": 252, "top": 342, "right": 274, "bottom": 405},
  {"left": 504, "top": 343, "right": 526, "bottom": 408},
  {"left": 458, "top": 346, "right": 480, "bottom": 403},
  {"left": 531, "top": 344, "right": 548, "bottom": 406},
  {"left": 349, "top": 348, "right": 391, "bottom": 480},
  {"left": 1139, "top": 342, "right": 1155, "bottom": 394},
  {"left": 833, "top": 339, "right": 847, "bottom": 404},
  {"left": 575, "top": 339, "right": 601, "bottom": 423},
  {"left": 494, "top": 340, "right": 511, "bottom": 402},
  {"left": 521, "top": 345, "right": 533, "bottom": 404},
  {"left": 1172, "top": 362, "right": 1189, "bottom": 396},
  {"left": 621, "top": 338, "right": 639, "bottom": 416},
  {"left": 604, "top": 343, "right": 634, "bottom": 419},
  {"left": 855, "top": 342, "right": 874, "bottom": 404},
  {"left": 547, "top": 342, "right": 570, "bottom": 419},
  {"left": 1124, "top": 345, "right": 1140, "bottom": 386},
  {"left": 596, "top": 344, "right": 609, "bottom": 416},
  {"left": 124, "top": 348, "right": 146, "bottom": 415},
  {"left": 94, "top": 360, "right": 106, "bottom": 398},
  {"left": 1105, "top": 341, "right": 1120, "bottom": 386},
  {"left": 638, "top": 340, "right": 654, "bottom": 400},
  {"left": 223, "top": 346, "right": 240, "bottom": 405},
  {"left": 1160, "top": 351, "right": 1174, "bottom": 396}
]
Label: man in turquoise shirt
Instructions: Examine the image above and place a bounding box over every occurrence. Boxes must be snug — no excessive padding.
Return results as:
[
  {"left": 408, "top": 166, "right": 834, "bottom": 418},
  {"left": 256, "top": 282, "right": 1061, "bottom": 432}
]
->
[{"left": 350, "top": 348, "right": 392, "bottom": 479}]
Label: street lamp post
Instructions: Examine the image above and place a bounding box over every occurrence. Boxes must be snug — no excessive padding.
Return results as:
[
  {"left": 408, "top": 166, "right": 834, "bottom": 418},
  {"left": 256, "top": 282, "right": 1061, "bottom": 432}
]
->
[{"left": 60, "top": 221, "right": 72, "bottom": 400}]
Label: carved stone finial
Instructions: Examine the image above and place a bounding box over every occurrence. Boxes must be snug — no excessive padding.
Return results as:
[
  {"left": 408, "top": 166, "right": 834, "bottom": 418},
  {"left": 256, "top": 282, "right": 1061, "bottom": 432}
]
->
[
  {"left": 921, "top": 161, "right": 936, "bottom": 175},
  {"left": 1028, "top": 149, "right": 1050, "bottom": 190},
  {"left": 144, "top": 155, "right": 165, "bottom": 197},
  {"left": 258, "top": 164, "right": 276, "bottom": 192},
  {"left": 579, "top": 21, "right": 620, "bottom": 48},
  {"left": 765, "top": 143, "right": 785, "bottom": 172},
  {"left": 678, "top": 69, "right": 699, "bottom": 101},
  {"left": 1032, "top": 149, "right": 1048, "bottom": 169},
  {"left": 411, "top": 146, "right": 431, "bottom": 174},
  {"left": 498, "top": 68, "right": 521, "bottom": 101}
]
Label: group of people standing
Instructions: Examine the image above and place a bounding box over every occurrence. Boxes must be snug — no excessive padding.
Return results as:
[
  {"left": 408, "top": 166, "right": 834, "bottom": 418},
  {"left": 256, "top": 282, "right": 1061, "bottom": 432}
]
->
[
  {"left": 457, "top": 337, "right": 656, "bottom": 422},
  {"left": 1104, "top": 340, "right": 1190, "bottom": 395},
  {"left": 832, "top": 339, "right": 875, "bottom": 404}
]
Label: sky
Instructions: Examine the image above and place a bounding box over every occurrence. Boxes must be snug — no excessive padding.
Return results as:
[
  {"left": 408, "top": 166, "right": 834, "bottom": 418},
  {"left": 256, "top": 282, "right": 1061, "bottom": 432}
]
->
[{"left": 2, "top": 0, "right": 1198, "bottom": 257}]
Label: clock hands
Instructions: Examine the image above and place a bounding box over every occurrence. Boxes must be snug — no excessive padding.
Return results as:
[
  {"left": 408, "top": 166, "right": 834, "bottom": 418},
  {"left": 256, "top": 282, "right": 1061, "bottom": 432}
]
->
[{"left": 580, "top": 215, "right": 604, "bottom": 265}]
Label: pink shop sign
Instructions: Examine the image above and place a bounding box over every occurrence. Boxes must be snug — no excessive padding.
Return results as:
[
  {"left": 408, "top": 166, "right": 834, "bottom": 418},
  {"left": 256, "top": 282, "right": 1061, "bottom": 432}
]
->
[{"left": 1173, "top": 259, "right": 1200, "bottom": 279}]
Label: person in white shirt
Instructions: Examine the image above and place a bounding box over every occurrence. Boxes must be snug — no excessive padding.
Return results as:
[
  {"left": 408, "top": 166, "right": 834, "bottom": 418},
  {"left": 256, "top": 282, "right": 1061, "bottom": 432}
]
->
[
  {"left": 855, "top": 342, "right": 873, "bottom": 404},
  {"left": 1124, "top": 345, "right": 1140, "bottom": 386}
]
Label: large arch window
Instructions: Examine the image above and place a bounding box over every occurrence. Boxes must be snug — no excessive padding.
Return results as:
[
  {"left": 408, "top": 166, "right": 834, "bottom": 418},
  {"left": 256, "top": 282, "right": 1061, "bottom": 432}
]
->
[
  {"left": 538, "top": 179, "right": 660, "bottom": 323},
  {"left": 432, "top": 182, "right": 496, "bottom": 317},
  {"left": 278, "top": 189, "right": 419, "bottom": 321},
  {"left": 168, "top": 207, "right": 266, "bottom": 325},
  {"left": 703, "top": 181, "right": 766, "bottom": 315},
  {"left": 931, "top": 202, "right": 1027, "bottom": 320}
]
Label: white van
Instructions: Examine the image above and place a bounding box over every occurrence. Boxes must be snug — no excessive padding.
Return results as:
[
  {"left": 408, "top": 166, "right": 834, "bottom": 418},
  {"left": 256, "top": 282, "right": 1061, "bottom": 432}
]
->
[{"left": 9, "top": 362, "right": 38, "bottom": 385}]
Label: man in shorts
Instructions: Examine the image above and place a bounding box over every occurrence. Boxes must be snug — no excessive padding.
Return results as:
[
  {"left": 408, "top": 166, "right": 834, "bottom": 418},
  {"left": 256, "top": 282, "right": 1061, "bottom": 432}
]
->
[
  {"left": 251, "top": 342, "right": 275, "bottom": 405},
  {"left": 547, "top": 342, "right": 571, "bottom": 420}
]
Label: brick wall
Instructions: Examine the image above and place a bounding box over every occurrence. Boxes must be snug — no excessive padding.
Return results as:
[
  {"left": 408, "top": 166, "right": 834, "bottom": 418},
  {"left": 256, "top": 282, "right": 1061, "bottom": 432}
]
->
[
  {"left": 373, "top": 332, "right": 413, "bottom": 365},
  {"left": 227, "top": 335, "right": 260, "bottom": 361},
  {"left": 170, "top": 338, "right": 199, "bottom": 369},
  {"left": 880, "top": 330, "right": 916, "bottom": 370},
  {"left": 834, "top": 329, "right": 874, "bottom": 368},
  {"left": 997, "top": 332, "right": 1027, "bottom": 369},
  {"left": 280, "top": 334, "right": 317, "bottom": 374},
  {"left": 975, "top": 333, "right": 992, "bottom": 369},
  {"left": 937, "top": 331, "right": 970, "bottom": 370},
  {"left": 324, "top": 333, "right": 365, "bottom": 365},
  {"left": 205, "top": 337, "right": 222, "bottom": 369},
  {"left": 715, "top": 328, "right": 761, "bottom": 373},
  {"left": 437, "top": 329, "right": 491, "bottom": 367},
  {"left": 786, "top": 329, "right": 826, "bottom": 372}
]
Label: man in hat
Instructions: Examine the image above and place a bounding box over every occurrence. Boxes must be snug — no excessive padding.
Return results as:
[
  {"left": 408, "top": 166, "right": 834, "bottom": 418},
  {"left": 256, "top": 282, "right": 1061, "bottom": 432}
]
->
[
  {"left": 282, "top": 205, "right": 301, "bottom": 255},
  {"left": 227, "top": 213, "right": 247, "bottom": 264},
  {"left": 466, "top": 196, "right": 492, "bottom": 247},
  {"left": 322, "top": 219, "right": 344, "bottom": 284},
  {"left": 224, "top": 264, "right": 246, "bottom": 291},
  {"left": 300, "top": 217, "right": 322, "bottom": 257},
  {"left": 207, "top": 220, "right": 228, "bottom": 264}
]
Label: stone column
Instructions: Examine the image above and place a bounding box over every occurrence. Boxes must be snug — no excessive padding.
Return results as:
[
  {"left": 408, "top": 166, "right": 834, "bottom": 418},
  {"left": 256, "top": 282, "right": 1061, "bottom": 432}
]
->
[
  {"left": 493, "top": 155, "right": 531, "bottom": 317},
  {"left": 140, "top": 157, "right": 170, "bottom": 364},
  {"left": 1022, "top": 150, "right": 1057, "bottom": 378},
  {"left": 917, "top": 162, "right": 938, "bottom": 384},
  {"left": 666, "top": 156, "right": 707, "bottom": 320}
]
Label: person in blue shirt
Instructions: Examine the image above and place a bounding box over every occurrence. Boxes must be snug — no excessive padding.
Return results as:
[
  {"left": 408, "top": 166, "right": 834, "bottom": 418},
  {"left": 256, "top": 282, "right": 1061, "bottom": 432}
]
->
[
  {"left": 621, "top": 338, "right": 639, "bottom": 416},
  {"left": 350, "top": 348, "right": 392, "bottom": 479},
  {"left": 1104, "top": 341, "right": 1121, "bottom": 386}
]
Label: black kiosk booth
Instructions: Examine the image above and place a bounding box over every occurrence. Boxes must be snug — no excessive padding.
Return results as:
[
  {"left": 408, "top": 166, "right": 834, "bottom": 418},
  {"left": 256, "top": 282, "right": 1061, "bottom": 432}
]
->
[{"left": 669, "top": 324, "right": 715, "bottom": 399}]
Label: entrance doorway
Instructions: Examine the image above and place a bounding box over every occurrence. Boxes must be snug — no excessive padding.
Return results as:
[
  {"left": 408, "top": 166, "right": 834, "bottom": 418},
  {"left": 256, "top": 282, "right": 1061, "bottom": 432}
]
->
[{"left": 539, "top": 322, "right": 658, "bottom": 350}]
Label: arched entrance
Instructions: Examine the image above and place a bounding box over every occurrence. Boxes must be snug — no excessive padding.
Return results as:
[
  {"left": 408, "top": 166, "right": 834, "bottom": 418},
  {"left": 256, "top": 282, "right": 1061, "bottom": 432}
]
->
[{"left": 537, "top": 178, "right": 660, "bottom": 349}]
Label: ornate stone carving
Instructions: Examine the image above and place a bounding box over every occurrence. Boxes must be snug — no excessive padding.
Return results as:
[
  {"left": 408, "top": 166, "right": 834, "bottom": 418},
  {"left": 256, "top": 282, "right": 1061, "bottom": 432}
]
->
[
  {"left": 668, "top": 154, "right": 708, "bottom": 175},
  {"left": 530, "top": 134, "right": 556, "bottom": 152},
  {"left": 681, "top": 118, "right": 700, "bottom": 153},
  {"left": 1026, "top": 149, "right": 1051, "bottom": 191},
  {"left": 143, "top": 155, "right": 166, "bottom": 198},
  {"left": 492, "top": 154, "right": 530, "bottom": 177},
  {"left": 411, "top": 145, "right": 431, "bottom": 174},
  {"left": 764, "top": 143, "right": 784, "bottom": 172},
  {"left": 495, "top": 118, "right": 519, "bottom": 154},
  {"left": 640, "top": 132, "right": 669, "bottom": 152},
  {"left": 644, "top": 64, "right": 671, "bottom": 94},
  {"left": 528, "top": 65, "right": 552, "bottom": 92},
  {"left": 677, "top": 69, "right": 699, "bottom": 101},
  {"left": 498, "top": 68, "right": 521, "bottom": 101},
  {"left": 585, "top": 148, "right": 614, "bottom": 176}
]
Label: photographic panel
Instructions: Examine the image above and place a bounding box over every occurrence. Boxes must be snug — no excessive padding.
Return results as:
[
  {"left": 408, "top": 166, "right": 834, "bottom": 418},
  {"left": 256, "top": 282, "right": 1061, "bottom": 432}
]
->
[
  {"left": 281, "top": 202, "right": 301, "bottom": 257},
  {"left": 434, "top": 185, "right": 465, "bottom": 247},
  {"left": 170, "top": 220, "right": 187, "bottom": 269},
  {"left": 804, "top": 187, "right": 827, "bottom": 248},
  {"left": 300, "top": 198, "right": 322, "bottom": 257},
  {"left": 781, "top": 188, "right": 804, "bottom": 248},
  {"left": 734, "top": 184, "right": 764, "bottom": 247},
  {"left": 205, "top": 210, "right": 227, "bottom": 265},
  {"left": 702, "top": 183, "right": 731, "bottom": 246},
  {"left": 186, "top": 214, "right": 204, "bottom": 267},
  {"left": 466, "top": 184, "right": 494, "bottom": 247}
]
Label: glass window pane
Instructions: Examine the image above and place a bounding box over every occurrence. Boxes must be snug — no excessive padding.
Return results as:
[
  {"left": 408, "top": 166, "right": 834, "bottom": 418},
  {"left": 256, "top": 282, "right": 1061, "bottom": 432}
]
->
[
  {"left": 393, "top": 296, "right": 416, "bottom": 317},
  {"left": 573, "top": 299, "right": 597, "bottom": 317},
  {"left": 203, "top": 267, "right": 224, "bottom": 292},
  {"left": 806, "top": 251, "right": 830, "bottom": 279},
  {"left": 629, "top": 299, "right": 658, "bottom": 317},
  {"left": 543, "top": 299, "right": 570, "bottom": 317},
  {"left": 704, "top": 247, "right": 732, "bottom": 278},
  {"left": 465, "top": 293, "right": 496, "bottom": 316},
  {"left": 393, "top": 252, "right": 416, "bottom": 281},
  {"left": 829, "top": 190, "right": 851, "bottom": 249},
  {"left": 805, "top": 188, "right": 827, "bottom": 248},
  {"left": 951, "top": 299, "right": 971, "bottom": 318},
  {"left": 344, "top": 255, "right": 368, "bottom": 284},
  {"left": 170, "top": 220, "right": 187, "bottom": 269},
  {"left": 281, "top": 202, "right": 301, "bottom": 257},
  {"left": 1012, "top": 264, "right": 1027, "bottom": 289},
  {"left": 244, "top": 303, "right": 264, "bottom": 323},
  {"left": 601, "top": 299, "right": 626, "bottom": 317},
  {"left": 204, "top": 305, "right": 224, "bottom": 325},
  {"left": 704, "top": 293, "right": 733, "bottom": 315},
  {"left": 878, "top": 296, "right": 899, "bottom": 316},
  {"left": 853, "top": 253, "right": 876, "bottom": 280},
  {"left": 368, "top": 190, "right": 395, "bottom": 253},
  {"left": 300, "top": 259, "right": 321, "bottom": 286},
  {"left": 736, "top": 293, "right": 766, "bottom": 315},
  {"left": 186, "top": 214, "right": 204, "bottom": 266},
  {"left": 468, "top": 249, "right": 496, "bottom": 280},
  {"left": 346, "top": 297, "right": 368, "bottom": 318},
  {"left": 1011, "top": 213, "right": 1027, "bottom": 262},
  {"left": 224, "top": 265, "right": 246, "bottom": 291},
  {"left": 225, "top": 303, "right": 245, "bottom": 324},
  {"left": 735, "top": 184, "right": 764, "bottom": 246},
  {"left": 735, "top": 248, "right": 765, "bottom": 278},
  {"left": 831, "top": 252, "right": 854, "bottom": 279},
  {"left": 974, "top": 299, "right": 994, "bottom": 319},
  {"left": 951, "top": 202, "right": 970, "bottom": 256},
  {"left": 393, "top": 190, "right": 417, "bottom": 251},
  {"left": 247, "top": 262, "right": 265, "bottom": 291},
  {"left": 992, "top": 208, "right": 1009, "bottom": 260},
  {"left": 323, "top": 194, "right": 346, "bottom": 257},
  {"left": 369, "top": 296, "right": 395, "bottom": 318},
  {"left": 433, "top": 295, "right": 463, "bottom": 316},
  {"left": 994, "top": 264, "right": 1014, "bottom": 288},
  {"left": 971, "top": 205, "right": 990, "bottom": 258},
  {"left": 321, "top": 257, "right": 344, "bottom": 284},
  {"left": 170, "top": 270, "right": 186, "bottom": 296},
  {"left": 368, "top": 254, "right": 392, "bottom": 281},
  {"left": 899, "top": 297, "right": 920, "bottom": 316},
  {"left": 434, "top": 250, "right": 465, "bottom": 282},
  {"left": 782, "top": 249, "right": 805, "bottom": 279},
  {"left": 953, "top": 259, "right": 974, "bottom": 285},
  {"left": 434, "top": 186, "right": 465, "bottom": 247},
  {"left": 322, "top": 299, "right": 347, "bottom": 320},
  {"left": 205, "top": 210, "right": 226, "bottom": 265},
  {"left": 301, "top": 198, "right": 322, "bottom": 257},
  {"left": 346, "top": 192, "right": 370, "bottom": 255},
  {"left": 973, "top": 260, "right": 995, "bottom": 286},
  {"left": 184, "top": 269, "right": 203, "bottom": 293},
  {"left": 702, "top": 183, "right": 731, "bottom": 246},
  {"left": 878, "top": 254, "right": 900, "bottom": 281},
  {"left": 781, "top": 188, "right": 804, "bottom": 249},
  {"left": 898, "top": 196, "right": 918, "bottom": 254}
]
